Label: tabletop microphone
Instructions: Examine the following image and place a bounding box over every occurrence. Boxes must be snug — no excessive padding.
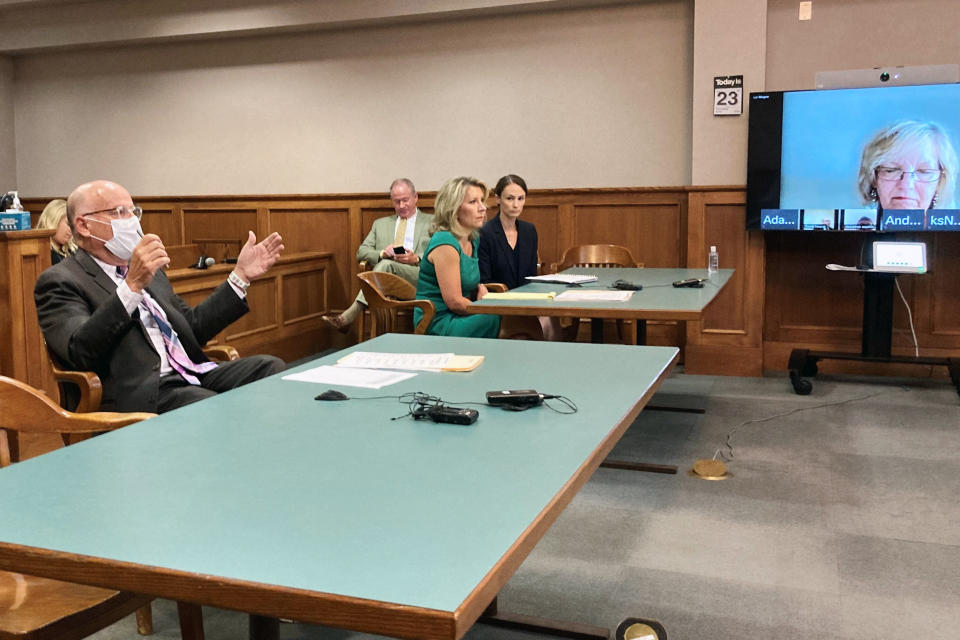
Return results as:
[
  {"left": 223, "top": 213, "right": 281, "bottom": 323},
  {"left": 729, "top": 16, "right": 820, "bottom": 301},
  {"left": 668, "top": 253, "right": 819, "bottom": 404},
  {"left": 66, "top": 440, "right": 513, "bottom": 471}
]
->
[{"left": 193, "top": 255, "right": 215, "bottom": 269}]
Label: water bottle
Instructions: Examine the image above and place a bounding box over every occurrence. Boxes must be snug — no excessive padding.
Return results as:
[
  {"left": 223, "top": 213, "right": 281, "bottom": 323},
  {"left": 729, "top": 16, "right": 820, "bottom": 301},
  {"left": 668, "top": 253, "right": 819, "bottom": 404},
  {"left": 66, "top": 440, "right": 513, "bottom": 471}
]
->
[{"left": 708, "top": 245, "right": 719, "bottom": 275}]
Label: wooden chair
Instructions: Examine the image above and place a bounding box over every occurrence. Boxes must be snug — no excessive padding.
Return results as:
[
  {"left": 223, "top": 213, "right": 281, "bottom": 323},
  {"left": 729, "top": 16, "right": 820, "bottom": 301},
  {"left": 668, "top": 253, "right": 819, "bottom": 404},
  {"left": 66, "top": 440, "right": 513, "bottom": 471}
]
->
[
  {"left": 551, "top": 244, "right": 643, "bottom": 343},
  {"left": 356, "top": 271, "right": 435, "bottom": 340},
  {"left": 551, "top": 244, "right": 642, "bottom": 272},
  {"left": 46, "top": 340, "right": 240, "bottom": 414}
]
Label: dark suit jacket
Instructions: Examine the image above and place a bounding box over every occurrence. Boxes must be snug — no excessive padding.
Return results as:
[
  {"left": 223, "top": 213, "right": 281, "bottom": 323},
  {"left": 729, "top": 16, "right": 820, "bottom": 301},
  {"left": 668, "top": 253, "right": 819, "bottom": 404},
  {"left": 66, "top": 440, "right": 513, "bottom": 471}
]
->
[
  {"left": 34, "top": 249, "right": 248, "bottom": 412},
  {"left": 478, "top": 216, "right": 539, "bottom": 290}
]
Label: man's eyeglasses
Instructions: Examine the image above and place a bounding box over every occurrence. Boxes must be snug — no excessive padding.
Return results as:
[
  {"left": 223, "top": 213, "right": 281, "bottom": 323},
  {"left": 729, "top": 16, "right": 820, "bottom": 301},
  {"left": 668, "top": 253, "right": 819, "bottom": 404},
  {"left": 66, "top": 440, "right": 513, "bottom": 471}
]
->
[
  {"left": 80, "top": 205, "right": 143, "bottom": 220},
  {"left": 875, "top": 167, "right": 942, "bottom": 183}
]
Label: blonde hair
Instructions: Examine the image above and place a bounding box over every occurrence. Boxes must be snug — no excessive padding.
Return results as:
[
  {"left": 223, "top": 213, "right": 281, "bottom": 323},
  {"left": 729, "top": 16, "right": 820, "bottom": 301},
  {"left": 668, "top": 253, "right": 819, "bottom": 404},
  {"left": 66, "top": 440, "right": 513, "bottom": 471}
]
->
[
  {"left": 36, "top": 199, "right": 77, "bottom": 257},
  {"left": 858, "top": 120, "right": 959, "bottom": 208},
  {"left": 431, "top": 176, "right": 487, "bottom": 241}
]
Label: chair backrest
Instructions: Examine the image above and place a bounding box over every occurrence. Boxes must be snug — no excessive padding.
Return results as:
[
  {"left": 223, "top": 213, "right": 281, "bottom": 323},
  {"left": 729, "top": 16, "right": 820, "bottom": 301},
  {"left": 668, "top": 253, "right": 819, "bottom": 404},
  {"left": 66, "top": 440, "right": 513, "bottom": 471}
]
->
[
  {"left": 356, "top": 271, "right": 435, "bottom": 339},
  {"left": 557, "top": 244, "right": 641, "bottom": 270},
  {"left": 0, "top": 375, "right": 154, "bottom": 466}
]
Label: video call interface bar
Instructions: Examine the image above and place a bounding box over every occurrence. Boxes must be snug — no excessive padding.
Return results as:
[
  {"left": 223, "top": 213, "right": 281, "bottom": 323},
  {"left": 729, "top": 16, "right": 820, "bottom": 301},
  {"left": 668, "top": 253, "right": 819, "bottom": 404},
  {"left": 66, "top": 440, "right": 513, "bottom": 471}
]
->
[{"left": 760, "top": 208, "right": 960, "bottom": 231}]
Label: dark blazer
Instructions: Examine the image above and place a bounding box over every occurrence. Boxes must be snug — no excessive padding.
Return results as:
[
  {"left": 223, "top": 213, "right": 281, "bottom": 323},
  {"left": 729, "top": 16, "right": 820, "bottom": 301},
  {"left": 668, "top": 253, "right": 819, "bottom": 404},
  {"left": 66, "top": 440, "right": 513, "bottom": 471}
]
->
[
  {"left": 478, "top": 216, "right": 539, "bottom": 290},
  {"left": 34, "top": 249, "right": 248, "bottom": 412}
]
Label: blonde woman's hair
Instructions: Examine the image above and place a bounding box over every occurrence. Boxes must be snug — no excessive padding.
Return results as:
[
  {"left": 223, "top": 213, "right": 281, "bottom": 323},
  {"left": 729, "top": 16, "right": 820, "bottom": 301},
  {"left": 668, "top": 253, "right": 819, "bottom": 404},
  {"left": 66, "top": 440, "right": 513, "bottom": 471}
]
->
[
  {"left": 431, "top": 176, "right": 488, "bottom": 241},
  {"left": 36, "top": 199, "right": 77, "bottom": 257},
  {"left": 858, "top": 120, "right": 959, "bottom": 208}
]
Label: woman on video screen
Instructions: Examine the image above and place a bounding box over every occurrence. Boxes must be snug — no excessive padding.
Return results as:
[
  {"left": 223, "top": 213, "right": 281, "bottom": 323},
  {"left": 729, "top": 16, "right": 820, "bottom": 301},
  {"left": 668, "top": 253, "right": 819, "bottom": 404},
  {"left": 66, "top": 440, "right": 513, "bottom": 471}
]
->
[{"left": 857, "top": 120, "right": 958, "bottom": 214}]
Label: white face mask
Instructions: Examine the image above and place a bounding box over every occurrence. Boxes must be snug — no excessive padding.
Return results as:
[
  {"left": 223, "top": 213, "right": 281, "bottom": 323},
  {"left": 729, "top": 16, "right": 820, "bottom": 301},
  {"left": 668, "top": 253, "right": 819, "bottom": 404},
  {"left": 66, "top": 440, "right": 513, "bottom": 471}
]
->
[{"left": 88, "top": 215, "right": 143, "bottom": 261}]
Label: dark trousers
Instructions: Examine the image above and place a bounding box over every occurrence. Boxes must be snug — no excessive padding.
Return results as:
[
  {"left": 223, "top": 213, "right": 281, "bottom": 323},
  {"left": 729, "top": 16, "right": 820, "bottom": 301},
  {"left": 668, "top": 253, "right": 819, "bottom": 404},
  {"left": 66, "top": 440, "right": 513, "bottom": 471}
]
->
[{"left": 157, "top": 355, "right": 285, "bottom": 413}]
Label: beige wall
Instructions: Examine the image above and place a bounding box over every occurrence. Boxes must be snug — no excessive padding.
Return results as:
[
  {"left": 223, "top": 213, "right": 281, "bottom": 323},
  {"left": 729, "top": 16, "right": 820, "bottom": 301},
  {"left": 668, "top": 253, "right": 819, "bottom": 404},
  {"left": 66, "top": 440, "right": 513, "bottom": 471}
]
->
[
  {"left": 12, "top": 1, "right": 693, "bottom": 196},
  {"left": 765, "top": 0, "right": 960, "bottom": 91},
  {"left": 690, "top": 0, "right": 766, "bottom": 186},
  {"left": 0, "top": 56, "right": 15, "bottom": 189}
]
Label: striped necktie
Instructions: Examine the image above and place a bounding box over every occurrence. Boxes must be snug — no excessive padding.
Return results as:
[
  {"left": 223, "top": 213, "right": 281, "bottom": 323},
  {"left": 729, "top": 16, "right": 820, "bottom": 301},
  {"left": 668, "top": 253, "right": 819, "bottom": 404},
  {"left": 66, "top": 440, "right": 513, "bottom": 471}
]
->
[{"left": 118, "top": 266, "right": 217, "bottom": 385}]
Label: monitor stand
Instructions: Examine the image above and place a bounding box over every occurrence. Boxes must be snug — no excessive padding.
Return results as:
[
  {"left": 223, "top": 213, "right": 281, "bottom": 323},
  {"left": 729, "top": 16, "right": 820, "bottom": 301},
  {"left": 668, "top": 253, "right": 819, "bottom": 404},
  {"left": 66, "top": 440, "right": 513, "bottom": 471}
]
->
[{"left": 788, "top": 261, "right": 959, "bottom": 398}]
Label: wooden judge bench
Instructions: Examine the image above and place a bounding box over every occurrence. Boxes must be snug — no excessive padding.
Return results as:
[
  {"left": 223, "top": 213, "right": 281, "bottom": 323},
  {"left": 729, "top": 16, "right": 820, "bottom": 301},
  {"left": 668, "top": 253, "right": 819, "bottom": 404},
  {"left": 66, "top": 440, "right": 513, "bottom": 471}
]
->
[{"left": 2, "top": 187, "right": 959, "bottom": 399}]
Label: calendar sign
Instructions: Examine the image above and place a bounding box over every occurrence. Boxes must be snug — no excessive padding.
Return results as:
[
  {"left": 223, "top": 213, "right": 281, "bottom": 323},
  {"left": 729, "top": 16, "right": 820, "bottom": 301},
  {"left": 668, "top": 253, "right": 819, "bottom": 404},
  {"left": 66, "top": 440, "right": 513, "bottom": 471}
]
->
[{"left": 713, "top": 75, "right": 743, "bottom": 116}]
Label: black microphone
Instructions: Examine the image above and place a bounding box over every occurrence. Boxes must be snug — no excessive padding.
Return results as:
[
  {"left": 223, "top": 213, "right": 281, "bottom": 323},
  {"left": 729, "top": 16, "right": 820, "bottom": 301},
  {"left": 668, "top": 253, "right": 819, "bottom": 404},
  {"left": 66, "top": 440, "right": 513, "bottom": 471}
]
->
[{"left": 193, "top": 255, "right": 215, "bottom": 269}]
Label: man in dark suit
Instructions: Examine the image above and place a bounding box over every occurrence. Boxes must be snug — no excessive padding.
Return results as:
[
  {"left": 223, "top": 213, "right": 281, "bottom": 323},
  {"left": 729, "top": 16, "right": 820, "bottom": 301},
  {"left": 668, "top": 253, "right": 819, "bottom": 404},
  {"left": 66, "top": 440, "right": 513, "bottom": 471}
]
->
[{"left": 35, "top": 180, "right": 286, "bottom": 413}]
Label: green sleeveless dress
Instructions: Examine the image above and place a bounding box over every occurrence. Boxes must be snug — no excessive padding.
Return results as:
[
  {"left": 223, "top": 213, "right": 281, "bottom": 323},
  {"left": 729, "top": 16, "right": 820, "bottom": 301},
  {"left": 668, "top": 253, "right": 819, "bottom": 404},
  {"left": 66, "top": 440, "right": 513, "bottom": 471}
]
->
[{"left": 414, "top": 231, "right": 501, "bottom": 338}]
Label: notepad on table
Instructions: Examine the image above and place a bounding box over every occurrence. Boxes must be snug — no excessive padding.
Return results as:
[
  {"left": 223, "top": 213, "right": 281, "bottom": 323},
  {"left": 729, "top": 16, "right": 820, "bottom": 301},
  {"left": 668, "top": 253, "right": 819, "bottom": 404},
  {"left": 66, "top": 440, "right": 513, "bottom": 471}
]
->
[{"left": 525, "top": 274, "right": 598, "bottom": 285}]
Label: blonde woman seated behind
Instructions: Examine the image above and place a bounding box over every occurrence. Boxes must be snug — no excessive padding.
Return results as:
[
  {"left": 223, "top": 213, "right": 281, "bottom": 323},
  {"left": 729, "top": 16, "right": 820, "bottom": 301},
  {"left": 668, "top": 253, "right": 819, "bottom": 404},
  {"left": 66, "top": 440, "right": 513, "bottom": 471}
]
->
[
  {"left": 37, "top": 199, "right": 77, "bottom": 265},
  {"left": 414, "top": 177, "right": 501, "bottom": 338}
]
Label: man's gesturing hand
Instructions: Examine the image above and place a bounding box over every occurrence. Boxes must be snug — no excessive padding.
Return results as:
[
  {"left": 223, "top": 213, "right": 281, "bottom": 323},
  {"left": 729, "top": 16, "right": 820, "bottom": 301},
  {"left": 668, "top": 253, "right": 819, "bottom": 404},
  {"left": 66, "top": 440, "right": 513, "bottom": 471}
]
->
[
  {"left": 125, "top": 234, "right": 170, "bottom": 293},
  {"left": 234, "top": 231, "right": 285, "bottom": 282}
]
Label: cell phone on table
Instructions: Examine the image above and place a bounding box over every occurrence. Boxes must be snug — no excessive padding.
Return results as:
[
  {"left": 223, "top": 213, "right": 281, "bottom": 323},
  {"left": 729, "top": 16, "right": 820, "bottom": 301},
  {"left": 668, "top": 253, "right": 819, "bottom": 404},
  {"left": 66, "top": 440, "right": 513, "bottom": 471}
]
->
[{"left": 394, "top": 246, "right": 407, "bottom": 255}]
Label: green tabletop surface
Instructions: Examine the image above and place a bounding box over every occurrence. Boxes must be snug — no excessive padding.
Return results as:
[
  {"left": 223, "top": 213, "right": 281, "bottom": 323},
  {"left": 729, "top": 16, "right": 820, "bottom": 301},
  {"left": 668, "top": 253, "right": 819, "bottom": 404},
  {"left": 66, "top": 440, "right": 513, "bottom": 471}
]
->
[
  {"left": 0, "top": 334, "right": 677, "bottom": 635},
  {"left": 469, "top": 267, "right": 734, "bottom": 320}
]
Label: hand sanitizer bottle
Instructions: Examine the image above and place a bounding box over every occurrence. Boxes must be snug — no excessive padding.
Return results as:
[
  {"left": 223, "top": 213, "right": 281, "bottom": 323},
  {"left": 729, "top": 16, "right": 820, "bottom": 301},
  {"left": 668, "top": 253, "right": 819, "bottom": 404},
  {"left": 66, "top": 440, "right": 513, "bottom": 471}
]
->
[{"left": 708, "top": 245, "right": 719, "bottom": 275}]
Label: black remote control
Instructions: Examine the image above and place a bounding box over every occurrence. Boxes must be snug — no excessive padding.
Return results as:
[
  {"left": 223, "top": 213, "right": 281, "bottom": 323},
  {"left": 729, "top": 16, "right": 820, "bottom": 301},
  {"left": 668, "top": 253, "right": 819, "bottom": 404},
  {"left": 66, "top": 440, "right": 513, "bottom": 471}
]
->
[
  {"left": 413, "top": 405, "right": 479, "bottom": 425},
  {"left": 672, "top": 278, "right": 705, "bottom": 288}
]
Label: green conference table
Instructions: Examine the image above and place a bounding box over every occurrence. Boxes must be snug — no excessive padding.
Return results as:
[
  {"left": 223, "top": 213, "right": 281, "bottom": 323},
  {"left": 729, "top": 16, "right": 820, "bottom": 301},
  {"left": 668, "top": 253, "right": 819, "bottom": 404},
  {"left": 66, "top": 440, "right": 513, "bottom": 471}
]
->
[
  {"left": 0, "top": 334, "right": 677, "bottom": 640},
  {"left": 469, "top": 267, "right": 734, "bottom": 344}
]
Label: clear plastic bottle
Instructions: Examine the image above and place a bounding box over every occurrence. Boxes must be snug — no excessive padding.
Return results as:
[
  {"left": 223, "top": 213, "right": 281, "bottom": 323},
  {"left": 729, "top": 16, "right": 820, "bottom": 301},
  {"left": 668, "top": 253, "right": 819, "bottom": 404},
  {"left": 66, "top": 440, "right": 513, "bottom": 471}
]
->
[{"left": 708, "top": 245, "right": 719, "bottom": 275}]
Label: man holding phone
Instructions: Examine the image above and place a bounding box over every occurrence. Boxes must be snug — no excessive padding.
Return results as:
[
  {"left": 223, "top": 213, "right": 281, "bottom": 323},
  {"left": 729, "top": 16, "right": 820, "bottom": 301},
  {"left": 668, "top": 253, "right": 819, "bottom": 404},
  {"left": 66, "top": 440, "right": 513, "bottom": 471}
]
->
[{"left": 323, "top": 178, "right": 433, "bottom": 333}]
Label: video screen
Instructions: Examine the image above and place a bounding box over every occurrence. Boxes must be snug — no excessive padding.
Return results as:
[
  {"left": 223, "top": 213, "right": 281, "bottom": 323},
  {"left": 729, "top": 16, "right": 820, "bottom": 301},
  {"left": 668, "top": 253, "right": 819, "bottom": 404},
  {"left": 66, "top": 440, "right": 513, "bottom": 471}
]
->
[{"left": 746, "top": 83, "right": 960, "bottom": 231}]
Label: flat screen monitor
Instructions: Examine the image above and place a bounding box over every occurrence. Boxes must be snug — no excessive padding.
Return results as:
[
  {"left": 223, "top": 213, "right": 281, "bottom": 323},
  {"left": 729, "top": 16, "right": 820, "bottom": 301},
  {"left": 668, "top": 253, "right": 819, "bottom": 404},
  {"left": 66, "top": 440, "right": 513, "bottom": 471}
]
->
[{"left": 746, "top": 83, "right": 960, "bottom": 232}]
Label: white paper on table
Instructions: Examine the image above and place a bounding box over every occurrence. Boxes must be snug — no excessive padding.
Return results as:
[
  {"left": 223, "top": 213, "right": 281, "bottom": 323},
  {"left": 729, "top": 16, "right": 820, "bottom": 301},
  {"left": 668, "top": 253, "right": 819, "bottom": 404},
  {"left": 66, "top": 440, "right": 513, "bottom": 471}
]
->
[
  {"left": 282, "top": 365, "right": 416, "bottom": 389},
  {"left": 336, "top": 351, "right": 454, "bottom": 371},
  {"left": 554, "top": 289, "right": 633, "bottom": 302}
]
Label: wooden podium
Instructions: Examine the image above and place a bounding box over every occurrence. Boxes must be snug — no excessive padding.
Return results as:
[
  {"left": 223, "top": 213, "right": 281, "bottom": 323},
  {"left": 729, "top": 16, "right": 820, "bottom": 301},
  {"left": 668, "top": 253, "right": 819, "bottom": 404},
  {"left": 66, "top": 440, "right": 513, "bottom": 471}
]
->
[{"left": 0, "top": 229, "right": 55, "bottom": 396}]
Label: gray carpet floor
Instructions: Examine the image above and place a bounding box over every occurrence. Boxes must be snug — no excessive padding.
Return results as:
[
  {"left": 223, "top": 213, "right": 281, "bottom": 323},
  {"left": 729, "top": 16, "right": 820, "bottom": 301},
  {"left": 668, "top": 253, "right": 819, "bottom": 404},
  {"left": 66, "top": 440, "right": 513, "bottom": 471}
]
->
[{"left": 89, "top": 371, "right": 960, "bottom": 640}]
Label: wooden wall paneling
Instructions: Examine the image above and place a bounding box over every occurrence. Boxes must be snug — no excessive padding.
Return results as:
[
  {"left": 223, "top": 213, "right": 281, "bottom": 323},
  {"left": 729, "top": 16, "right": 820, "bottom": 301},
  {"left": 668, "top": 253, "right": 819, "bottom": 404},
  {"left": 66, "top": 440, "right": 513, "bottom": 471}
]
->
[
  {"left": 168, "top": 252, "right": 329, "bottom": 362},
  {"left": 16, "top": 189, "right": 958, "bottom": 379},
  {"left": 138, "top": 202, "right": 181, "bottom": 247},
  {"left": 519, "top": 204, "right": 560, "bottom": 270},
  {"left": 555, "top": 204, "right": 576, "bottom": 268},
  {"left": 0, "top": 230, "right": 56, "bottom": 395},
  {"left": 181, "top": 206, "right": 258, "bottom": 262},
  {"left": 684, "top": 189, "right": 764, "bottom": 376},
  {"left": 270, "top": 206, "right": 351, "bottom": 310},
  {"left": 281, "top": 265, "right": 327, "bottom": 329},
  {"left": 763, "top": 232, "right": 864, "bottom": 348},
  {"left": 570, "top": 201, "right": 683, "bottom": 268},
  {"left": 926, "top": 233, "right": 960, "bottom": 348}
]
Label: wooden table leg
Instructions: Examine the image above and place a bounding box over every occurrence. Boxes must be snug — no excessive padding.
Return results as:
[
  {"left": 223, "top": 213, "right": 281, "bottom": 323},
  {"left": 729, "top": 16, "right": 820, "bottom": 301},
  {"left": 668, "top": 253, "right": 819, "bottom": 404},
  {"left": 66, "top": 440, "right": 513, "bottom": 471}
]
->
[
  {"left": 177, "top": 602, "right": 205, "bottom": 640},
  {"left": 249, "top": 614, "right": 280, "bottom": 640}
]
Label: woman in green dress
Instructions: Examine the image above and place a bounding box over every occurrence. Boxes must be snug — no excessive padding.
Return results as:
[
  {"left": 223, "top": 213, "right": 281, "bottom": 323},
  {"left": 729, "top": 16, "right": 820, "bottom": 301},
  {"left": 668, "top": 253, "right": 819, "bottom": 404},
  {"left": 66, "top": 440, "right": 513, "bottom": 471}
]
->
[{"left": 414, "top": 177, "right": 501, "bottom": 338}]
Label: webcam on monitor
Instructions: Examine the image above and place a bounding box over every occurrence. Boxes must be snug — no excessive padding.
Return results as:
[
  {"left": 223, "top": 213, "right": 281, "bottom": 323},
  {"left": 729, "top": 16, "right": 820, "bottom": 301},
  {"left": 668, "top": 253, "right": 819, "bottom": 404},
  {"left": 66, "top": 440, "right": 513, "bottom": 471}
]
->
[{"left": 815, "top": 64, "right": 959, "bottom": 90}]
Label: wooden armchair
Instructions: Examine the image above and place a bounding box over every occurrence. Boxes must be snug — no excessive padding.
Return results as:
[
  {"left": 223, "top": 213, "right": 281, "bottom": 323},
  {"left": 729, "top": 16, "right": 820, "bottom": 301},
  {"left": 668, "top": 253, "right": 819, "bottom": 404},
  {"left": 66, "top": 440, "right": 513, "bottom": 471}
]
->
[
  {"left": 356, "top": 271, "right": 435, "bottom": 340},
  {"left": 551, "top": 244, "right": 643, "bottom": 343},
  {"left": 46, "top": 340, "right": 240, "bottom": 414},
  {"left": 0, "top": 375, "right": 191, "bottom": 640},
  {"left": 550, "top": 244, "right": 642, "bottom": 272}
]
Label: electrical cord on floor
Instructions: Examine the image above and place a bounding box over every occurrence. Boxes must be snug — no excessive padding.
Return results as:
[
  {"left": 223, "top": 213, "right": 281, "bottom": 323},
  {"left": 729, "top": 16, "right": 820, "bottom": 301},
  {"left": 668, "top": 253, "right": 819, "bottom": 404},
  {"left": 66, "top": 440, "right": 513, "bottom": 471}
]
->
[
  {"left": 894, "top": 276, "right": 919, "bottom": 358},
  {"left": 713, "top": 386, "right": 908, "bottom": 463}
]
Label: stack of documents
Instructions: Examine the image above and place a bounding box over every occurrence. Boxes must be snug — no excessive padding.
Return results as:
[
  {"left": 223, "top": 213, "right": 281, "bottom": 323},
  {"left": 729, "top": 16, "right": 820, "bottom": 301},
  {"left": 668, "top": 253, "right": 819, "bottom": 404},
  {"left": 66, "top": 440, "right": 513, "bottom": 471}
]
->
[{"left": 282, "top": 351, "right": 484, "bottom": 389}]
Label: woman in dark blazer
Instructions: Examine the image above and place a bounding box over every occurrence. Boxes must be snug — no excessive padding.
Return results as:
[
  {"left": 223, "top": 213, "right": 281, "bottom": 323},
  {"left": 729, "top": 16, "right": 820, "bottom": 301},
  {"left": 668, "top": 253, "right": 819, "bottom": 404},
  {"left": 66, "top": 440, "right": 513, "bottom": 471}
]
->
[
  {"left": 478, "top": 174, "right": 538, "bottom": 289},
  {"left": 478, "top": 175, "right": 561, "bottom": 340}
]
